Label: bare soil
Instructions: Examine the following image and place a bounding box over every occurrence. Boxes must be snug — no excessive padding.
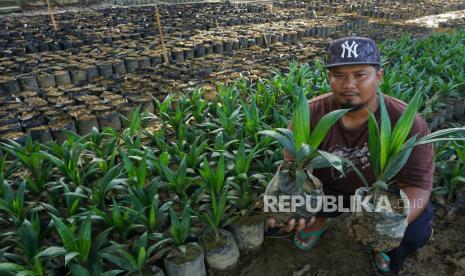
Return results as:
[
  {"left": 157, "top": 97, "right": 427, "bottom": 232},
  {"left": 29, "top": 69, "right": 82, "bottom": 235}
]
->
[{"left": 216, "top": 207, "right": 465, "bottom": 276}]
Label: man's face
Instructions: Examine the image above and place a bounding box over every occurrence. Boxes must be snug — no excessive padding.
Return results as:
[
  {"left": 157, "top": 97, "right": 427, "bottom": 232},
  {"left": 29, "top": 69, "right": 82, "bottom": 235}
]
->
[{"left": 328, "top": 64, "right": 383, "bottom": 111}]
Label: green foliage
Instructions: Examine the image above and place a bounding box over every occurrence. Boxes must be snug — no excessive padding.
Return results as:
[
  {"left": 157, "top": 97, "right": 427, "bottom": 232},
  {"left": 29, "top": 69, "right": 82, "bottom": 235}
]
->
[
  {"left": 1, "top": 30, "right": 465, "bottom": 272},
  {"left": 366, "top": 90, "right": 465, "bottom": 203}
]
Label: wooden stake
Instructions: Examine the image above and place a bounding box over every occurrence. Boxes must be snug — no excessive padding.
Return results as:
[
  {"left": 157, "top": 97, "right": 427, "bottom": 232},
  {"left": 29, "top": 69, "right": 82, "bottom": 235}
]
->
[
  {"left": 155, "top": 4, "right": 169, "bottom": 65},
  {"left": 45, "top": 0, "right": 57, "bottom": 32}
]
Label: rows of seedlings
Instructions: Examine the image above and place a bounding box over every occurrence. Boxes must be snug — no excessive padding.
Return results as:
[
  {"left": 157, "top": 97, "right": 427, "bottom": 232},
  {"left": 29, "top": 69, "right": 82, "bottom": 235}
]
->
[
  {"left": 355, "top": 0, "right": 465, "bottom": 20},
  {"left": 341, "top": 20, "right": 433, "bottom": 43},
  {"left": 0, "top": 27, "right": 366, "bottom": 145},
  {"left": 107, "top": 0, "right": 208, "bottom": 4},
  {"left": 0, "top": 3, "right": 317, "bottom": 58},
  {"left": 434, "top": 129, "right": 465, "bottom": 213},
  {"left": 0, "top": 17, "right": 443, "bottom": 145},
  {"left": 378, "top": 31, "right": 465, "bottom": 131},
  {"left": 0, "top": 11, "right": 364, "bottom": 79},
  {"left": 1, "top": 30, "right": 465, "bottom": 275},
  {"left": 0, "top": 41, "right": 323, "bottom": 145},
  {"left": 6, "top": 0, "right": 464, "bottom": 60},
  {"left": 0, "top": 4, "right": 370, "bottom": 144},
  {"left": 274, "top": 0, "right": 465, "bottom": 20},
  {"left": 0, "top": 0, "right": 464, "bottom": 145}
]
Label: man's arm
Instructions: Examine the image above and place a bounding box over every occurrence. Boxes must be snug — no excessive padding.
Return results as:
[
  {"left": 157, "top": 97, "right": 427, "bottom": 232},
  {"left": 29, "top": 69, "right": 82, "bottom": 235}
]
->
[{"left": 399, "top": 182, "right": 431, "bottom": 224}]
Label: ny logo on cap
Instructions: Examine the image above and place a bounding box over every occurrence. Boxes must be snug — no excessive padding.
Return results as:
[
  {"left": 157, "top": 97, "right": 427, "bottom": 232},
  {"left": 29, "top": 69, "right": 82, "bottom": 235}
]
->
[{"left": 340, "top": 40, "right": 359, "bottom": 59}]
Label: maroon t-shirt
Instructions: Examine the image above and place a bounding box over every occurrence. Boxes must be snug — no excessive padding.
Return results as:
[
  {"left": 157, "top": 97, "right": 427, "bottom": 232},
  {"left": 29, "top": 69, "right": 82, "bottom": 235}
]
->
[{"left": 286, "top": 93, "right": 434, "bottom": 197}]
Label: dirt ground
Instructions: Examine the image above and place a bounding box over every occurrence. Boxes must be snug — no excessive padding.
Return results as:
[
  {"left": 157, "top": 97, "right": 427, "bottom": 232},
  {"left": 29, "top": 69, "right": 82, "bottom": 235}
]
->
[{"left": 215, "top": 206, "right": 465, "bottom": 276}]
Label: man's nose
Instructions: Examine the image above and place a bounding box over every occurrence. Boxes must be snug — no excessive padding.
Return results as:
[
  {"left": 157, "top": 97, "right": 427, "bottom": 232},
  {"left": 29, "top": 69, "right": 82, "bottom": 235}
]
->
[{"left": 342, "top": 76, "right": 357, "bottom": 90}]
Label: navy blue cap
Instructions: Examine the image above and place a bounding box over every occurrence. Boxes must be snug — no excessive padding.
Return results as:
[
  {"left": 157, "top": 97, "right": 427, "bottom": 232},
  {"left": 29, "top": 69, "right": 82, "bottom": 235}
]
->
[{"left": 325, "top": 37, "right": 381, "bottom": 68}]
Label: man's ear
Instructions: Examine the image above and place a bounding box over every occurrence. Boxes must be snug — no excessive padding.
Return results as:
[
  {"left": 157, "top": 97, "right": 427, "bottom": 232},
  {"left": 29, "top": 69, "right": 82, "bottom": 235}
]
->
[{"left": 376, "top": 68, "right": 384, "bottom": 84}]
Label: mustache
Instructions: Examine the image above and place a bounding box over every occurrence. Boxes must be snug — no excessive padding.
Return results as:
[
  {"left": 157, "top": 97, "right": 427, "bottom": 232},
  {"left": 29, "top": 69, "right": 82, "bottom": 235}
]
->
[{"left": 341, "top": 91, "right": 360, "bottom": 96}]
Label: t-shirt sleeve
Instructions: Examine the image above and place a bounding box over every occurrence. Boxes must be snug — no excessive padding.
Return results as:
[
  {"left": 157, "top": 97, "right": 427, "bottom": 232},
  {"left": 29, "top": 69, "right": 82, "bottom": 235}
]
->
[{"left": 395, "top": 114, "right": 434, "bottom": 191}]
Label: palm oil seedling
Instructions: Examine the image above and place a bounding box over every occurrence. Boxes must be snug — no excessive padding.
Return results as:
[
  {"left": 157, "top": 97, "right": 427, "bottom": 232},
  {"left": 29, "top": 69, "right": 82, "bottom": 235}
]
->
[
  {"left": 348, "top": 90, "right": 465, "bottom": 252},
  {"left": 259, "top": 88, "right": 352, "bottom": 223}
]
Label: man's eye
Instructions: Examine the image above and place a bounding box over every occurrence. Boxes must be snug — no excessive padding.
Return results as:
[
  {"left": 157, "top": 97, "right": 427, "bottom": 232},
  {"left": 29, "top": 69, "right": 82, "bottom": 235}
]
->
[{"left": 356, "top": 74, "right": 366, "bottom": 77}]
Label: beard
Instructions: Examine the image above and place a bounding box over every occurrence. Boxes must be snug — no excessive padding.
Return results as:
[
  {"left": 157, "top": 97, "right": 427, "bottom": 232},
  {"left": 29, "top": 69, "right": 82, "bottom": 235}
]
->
[{"left": 339, "top": 100, "right": 367, "bottom": 111}]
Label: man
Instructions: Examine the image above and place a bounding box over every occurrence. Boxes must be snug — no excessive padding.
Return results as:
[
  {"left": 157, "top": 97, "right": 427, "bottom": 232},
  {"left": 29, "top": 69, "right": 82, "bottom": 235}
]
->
[{"left": 267, "top": 37, "right": 434, "bottom": 273}]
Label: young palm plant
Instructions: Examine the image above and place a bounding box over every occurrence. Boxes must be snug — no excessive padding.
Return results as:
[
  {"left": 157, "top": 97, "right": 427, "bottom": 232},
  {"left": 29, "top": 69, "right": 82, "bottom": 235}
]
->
[
  {"left": 39, "top": 214, "right": 94, "bottom": 272},
  {"left": 128, "top": 179, "right": 169, "bottom": 233},
  {"left": 102, "top": 232, "right": 160, "bottom": 276},
  {"left": 258, "top": 89, "right": 351, "bottom": 222},
  {"left": 197, "top": 155, "right": 234, "bottom": 243},
  {"left": 120, "top": 150, "right": 150, "bottom": 190},
  {"left": 1, "top": 136, "right": 52, "bottom": 194},
  {"left": 366, "top": 91, "right": 465, "bottom": 204},
  {"left": 349, "top": 91, "right": 465, "bottom": 252},
  {"left": 0, "top": 214, "right": 47, "bottom": 276},
  {"left": 160, "top": 157, "right": 192, "bottom": 202},
  {"left": 41, "top": 138, "right": 99, "bottom": 187},
  {"left": 229, "top": 140, "right": 259, "bottom": 217},
  {"left": 167, "top": 206, "right": 192, "bottom": 252},
  {"left": 444, "top": 140, "right": 465, "bottom": 202},
  {"left": 92, "top": 197, "right": 141, "bottom": 240},
  {"left": 0, "top": 180, "right": 27, "bottom": 226},
  {"left": 157, "top": 205, "right": 207, "bottom": 276}
]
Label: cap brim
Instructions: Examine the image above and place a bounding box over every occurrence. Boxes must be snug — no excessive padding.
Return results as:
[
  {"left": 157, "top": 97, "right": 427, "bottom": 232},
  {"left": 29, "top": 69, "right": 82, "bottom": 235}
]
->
[{"left": 324, "top": 61, "right": 381, "bottom": 68}]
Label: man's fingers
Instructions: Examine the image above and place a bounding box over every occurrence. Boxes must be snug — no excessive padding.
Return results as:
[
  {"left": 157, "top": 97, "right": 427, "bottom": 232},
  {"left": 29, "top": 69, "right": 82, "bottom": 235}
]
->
[
  {"left": 295, "top": 218, "right": 306, "bottom": 231},
  {"left": 284, "top": 219, "right": 296, "bottom": 232},
  {"left": 306, "top": 216, "right": 316, "bottom": 227},
  {"left": 267, "top": 217, "right": 276, "bottom": 228}
]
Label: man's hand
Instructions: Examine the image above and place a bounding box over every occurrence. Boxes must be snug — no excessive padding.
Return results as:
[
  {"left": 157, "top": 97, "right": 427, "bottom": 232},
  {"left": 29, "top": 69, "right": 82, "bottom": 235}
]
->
[
  {"left": 398, "top": 184, "right": 431, "bottom": 224},
  {"left": 266, "top": 216, "right": 316, "bottom": 232}
]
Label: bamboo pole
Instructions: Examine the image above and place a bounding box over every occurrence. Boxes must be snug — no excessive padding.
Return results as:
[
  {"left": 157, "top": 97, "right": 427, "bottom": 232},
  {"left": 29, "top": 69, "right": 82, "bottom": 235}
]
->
[
  {"left": 45, "top": 0, "right": 57, "bottom": 32},
  {"left": 155, "top": 4, "right": 169, "bottom": 65}
]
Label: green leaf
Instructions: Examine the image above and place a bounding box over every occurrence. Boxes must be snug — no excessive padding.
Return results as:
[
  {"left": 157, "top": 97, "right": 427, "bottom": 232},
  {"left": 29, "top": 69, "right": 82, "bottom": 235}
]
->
[
  {"left": 119, "top": 150, "right": 135, "bottom": 179},
  {"left": 292, "top": 90, "right": 310, "bottom": 151},
  {"left": 295, "top": 144, "right": 312, "bottom": 165},
  {"left": 101, "top": 253, "right": 132, "bottom": 271},
  {"left": 68, "top": 263, "right": 90, "bottom": 276},
  {"left": 117, "top": 248, "right": 138, "bottom": 269},
  {"left": 93, "top": 227, "right": 113, "bottom": 254},
  {"left": 415, "top": 127, "right": 465, "bottom": 146},
  {"left": 389, "top": 90, "right": 422, "bottom": 155},
  {"left": 367, "top": 112, "right": 381, "bottom": 178},
  {"left": 379, "top": 93, "right": 392, "bottom": 171},
  {"left": 137, "top": 246, "right": 147, "bottom": 269},
  {"left": 309, "top": 108, "right": 350, "bottom": 149},
  {"left": 37, "top": 246, "right": 67, "bottom": 258},
  {"left": 65, "top": 252, "right": 80, "bottom": 266},
  {"left": 258, "top": 130, "right": 296, "bottom": 155},
  {"left": 39, "top": 151, "right": 64, "bottom": 171},
  {"left": 101, "top": 270, "right": 126, "bottom": 276},
  {"left": 276, "top": 128, "right": 295, "bottom": 144},
  {"left": 317, "top": 150, "right": 344, "bottom": 175},
  {"left": 215, "top": 155, "right": 225, "bottom": 194},
  {"left": 51, "top": 215, "right": 76, "bottom": 252},
  {"left": 235, "top": 140, "right": 247, "bottom": 175},
  {"left": 380, "top": 136, "right": 417, "bottom": 182},
  {"left": 0, "top": 263, "right": 27, "bottom": 272},
  {"left": 19, "top": 219, "right": 39, "bottom": 259},
  {"left": 129, "top": 106, "right": 141, "bottom": 136},
  {"left": 78, "top": 215, "right": 92, "bottom": 262}
]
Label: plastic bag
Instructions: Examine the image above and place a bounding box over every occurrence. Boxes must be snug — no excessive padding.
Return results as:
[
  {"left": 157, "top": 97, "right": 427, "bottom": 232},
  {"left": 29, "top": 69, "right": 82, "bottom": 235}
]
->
[
  {"left": 263, "top": 163, "right": 323, "bottom": 224},
  {"left": 348, "top": 186, "right": 409, "bottom": 252}
]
